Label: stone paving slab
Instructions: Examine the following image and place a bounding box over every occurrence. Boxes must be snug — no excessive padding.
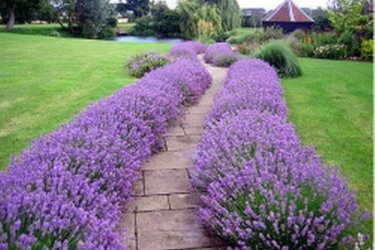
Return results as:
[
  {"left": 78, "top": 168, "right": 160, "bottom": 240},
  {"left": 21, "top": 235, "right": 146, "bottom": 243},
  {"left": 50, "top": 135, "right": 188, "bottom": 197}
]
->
[
  {"left": 166, "top": 135, "right": 201, "bottom": 151},
  {"left": 143, "top": 151, "right": 192, "bottom": 170},
  {"left": 137, "top": 210, "right": 222, "bottom": 250},
  {"left": 169, "top": 193, "right": 200, "bottom": 209},
  {"left": 121, "top": 213, "right": 136, "bottom": 250},
  {"left": 133, "top": 179, "right": 145, "bottom": 196},
  {"left": 188, "top": 105, "right": 213, "bottom": 114},
  {"left": 166, "top": 125, "right": 186, "bottom": 136},
  {"left": 123, "top": 58, "right": 228, "bottom": 250},
  {"left": 128, "top": 195, "right": 169, "bottom": 212},
  {"left": 182, "top": 113, "right": 207, "bottom": 126},
  {"left": 184, "top": 126, "right": 205, "bottom": 136},
  {"left": 144, "top": 169, "right": 190, "bottom": 195}
]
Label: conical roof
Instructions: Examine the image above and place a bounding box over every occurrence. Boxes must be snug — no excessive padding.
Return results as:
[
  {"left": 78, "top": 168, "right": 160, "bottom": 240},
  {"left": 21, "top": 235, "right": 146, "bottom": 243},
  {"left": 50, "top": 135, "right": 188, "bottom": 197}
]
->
[{"left": 263, "top": 0, "right": 314, "bottom": 23}]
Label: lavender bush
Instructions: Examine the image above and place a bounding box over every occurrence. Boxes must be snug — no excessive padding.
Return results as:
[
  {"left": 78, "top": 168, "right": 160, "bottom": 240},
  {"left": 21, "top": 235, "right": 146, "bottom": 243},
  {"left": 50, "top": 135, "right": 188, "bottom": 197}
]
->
[
  {"left": 203, "top": 42, "right": 232, "bottom": 63},
  {"left": 168, "top": 41, "right": 207, "bottom": 60},
  {"left": 0, "top": 52, "right": 211, "bottom": 249},
  {"left": 212, "top": 51, "right": 242, "bottom": 67},
  {"left": 127, "top": 53, "right": 169, "bottom": 78},
  {"left": 208, "top": 59, "right": 288, "bottom": 122},
  {"left": 192, "top": 58, "right": 370, "bottom": 249}
]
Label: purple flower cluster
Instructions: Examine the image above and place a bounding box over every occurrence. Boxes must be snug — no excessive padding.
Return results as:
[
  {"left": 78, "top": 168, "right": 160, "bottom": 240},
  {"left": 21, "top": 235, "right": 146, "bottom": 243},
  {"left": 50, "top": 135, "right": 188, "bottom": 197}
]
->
[
  {"left": 0, "top": 54, "right": 211, "bottom": 248},
  {"left": 204, "top": 43, "right": 241, "bottom": 68},
  {"left": 192, "top": 59, "right": 369, "bottom": 249},
  {"left": 212, "top": 51, "right": 242, "bottom": 68},
  {"left": 168, "top": 41, "right": 207, "bottom": 60},
  {"left": 208, "top": 59, "right": 288, "bottom": 122}
]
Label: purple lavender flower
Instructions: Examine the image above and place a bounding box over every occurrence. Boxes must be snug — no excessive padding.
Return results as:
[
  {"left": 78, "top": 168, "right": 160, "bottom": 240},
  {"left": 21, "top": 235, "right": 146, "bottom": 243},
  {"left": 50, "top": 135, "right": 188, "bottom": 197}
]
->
[
  {"left": 204, "top": 43, "right": 232, "bottom": 63},
  {"left": 0, "top": 49, "right": 211, "bottom": 249},
  {"left": 168, "top": 41, "right": 207, "bottom": 60},
  {"left": 212, "top": 51, "right": 242, "bottom": 68},
  {"left": 192, "top": 58, "right": 370, "bottom": 249}
]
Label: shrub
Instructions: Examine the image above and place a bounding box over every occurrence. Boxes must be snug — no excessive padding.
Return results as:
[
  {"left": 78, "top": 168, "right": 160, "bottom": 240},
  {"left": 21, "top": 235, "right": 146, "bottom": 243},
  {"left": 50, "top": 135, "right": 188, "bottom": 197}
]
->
[
  {"left": 338, "top": 30, "right": 360, "bottom": 57},
  {"left": 227, "top": 27, "right": 284, "bottom": 45},
  {"left": 212, "top": 51, "right": 241, "bottom": 67},
  {"left": 361, "top": 39, "right": 373, "bottom": 61},
  {"left": 262, "top": 26, "right": 284, "bottom": 41},
  {"left": 0, "top": 52, "right": 211, "bottom": 249},
  {"left": 204, "top": 42, "right": 232, "bottom": 63},
  {"left": 253, "top": 41, "right": 302, "bottom": 78},
  {"left": 298, "top": 42, "right": 315, "bottom": 57},
  {"left": 127, "top": 53, "right": 169, "bottom": 78},
  {"left": 313, "top": 44, "right": 347, "bottom": 59},
  {"left": 214, "top": 31, "right": 231, "bottom": 42},
  {"left": 192, "top": 58, "right": 370, "bottom": 249},
  {"left": 132, "top": 16, "right": 155, "bottom": 36},
  {"left": 143, "top": 57, "right": 212, "bottom": 105},
  {"left": 235, "top": 43, "right": 261, "bottom": 55},
  {"left": 168, "top": 41, "right": 207, "bottom": 60},
  {"left": 49, "top": 30, "right": 61, "bottom": 37},
  {"left": 207, "top": 59, "right": 288, "bottom": 122},
  {"left": 310, "top": 32, "right": 337, "bottom": 47}
]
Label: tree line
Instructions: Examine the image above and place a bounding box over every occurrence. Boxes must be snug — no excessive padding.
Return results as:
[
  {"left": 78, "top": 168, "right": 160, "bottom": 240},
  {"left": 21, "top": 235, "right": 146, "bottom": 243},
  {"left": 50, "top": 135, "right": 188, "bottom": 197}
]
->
[{"left": 0, "top": 0, "right": 241, "bottom": 40}]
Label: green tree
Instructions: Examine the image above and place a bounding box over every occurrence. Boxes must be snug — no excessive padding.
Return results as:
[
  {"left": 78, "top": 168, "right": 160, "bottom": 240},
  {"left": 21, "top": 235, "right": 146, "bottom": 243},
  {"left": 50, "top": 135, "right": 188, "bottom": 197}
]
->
[
  {"left": 126, "top": 0, "right": 150, "bottom": 18},
  {"left": 0, "top": 0, "right": 41, "bottom": 29},
  {"left": 76, "top": 0, "right": 111, "bottom": 38},
  {"left": 151, "top": 2, "right": 180, "bottom": 37},
  {"left": 311, "top": 7, "right": 332, "bottom": 31},
  {"left": 328, "top": 0, "right": 369, "bottom": 33},
  {"left": 203, "top": 0, "right": 241, "bottom": 31},
  {"left": 178, "top": 0, "right": 222, "bottom": 39},
  {"left": 179, "top": 0, "right": 199, "bottom": 38},
  {"left": 47, "top": 0, "right": 115, "bottom": 38}
]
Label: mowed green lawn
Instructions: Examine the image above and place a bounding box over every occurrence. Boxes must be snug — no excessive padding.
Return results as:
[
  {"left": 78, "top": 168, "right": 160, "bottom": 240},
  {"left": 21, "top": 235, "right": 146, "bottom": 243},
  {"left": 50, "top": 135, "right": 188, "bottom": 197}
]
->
[
  {"left": 282, "top": 58, "right": 373, "bottom": 235},
  {"left": 0, "top": 32, "right": 171, "bottom": 169}
]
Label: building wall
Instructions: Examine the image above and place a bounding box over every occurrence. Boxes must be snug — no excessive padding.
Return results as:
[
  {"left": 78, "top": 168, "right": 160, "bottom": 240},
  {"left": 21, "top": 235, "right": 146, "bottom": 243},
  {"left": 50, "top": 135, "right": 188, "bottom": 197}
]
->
[{"left": 262, "top": 21, "right": 313, "bottom": 33}]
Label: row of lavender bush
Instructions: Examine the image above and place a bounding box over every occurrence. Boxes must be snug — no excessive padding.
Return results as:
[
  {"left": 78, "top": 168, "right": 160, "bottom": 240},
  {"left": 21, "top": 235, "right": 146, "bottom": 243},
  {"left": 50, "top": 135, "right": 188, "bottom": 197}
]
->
[
  {"left": 203, "top": 42, "right": 241, "bottom": 67},
  {"left": 0, "top": 42, "right": 210, "bottom": 249},
  {"left": 192, "top": 59, "right": 369, "bottom": 249}
]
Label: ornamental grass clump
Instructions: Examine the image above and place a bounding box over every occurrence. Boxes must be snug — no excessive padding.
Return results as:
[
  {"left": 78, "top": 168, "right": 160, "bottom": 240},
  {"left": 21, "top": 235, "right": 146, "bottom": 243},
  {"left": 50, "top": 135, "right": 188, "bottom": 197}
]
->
[
  {"left": 192, "top": 58, "right": 370, "bottom": 249},
  {"left": 203, "top": 42, "right": 232, "bottom": 63},
  {"left": 127, "top": 53, "right": 169, "bottom": 78},
  {"left": 253, "top": 41, "right": 302, "bottom": 78},
  {"left": 0, "top": 52, "right": 211, "bottom": 249}
]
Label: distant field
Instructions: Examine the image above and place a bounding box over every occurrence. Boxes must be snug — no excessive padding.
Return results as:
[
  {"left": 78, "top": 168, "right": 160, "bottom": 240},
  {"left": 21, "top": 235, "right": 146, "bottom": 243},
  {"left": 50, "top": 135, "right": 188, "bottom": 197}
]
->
[
  {"left": 0, "top": 32, "right": 171, "bottom": 169},
  {"left": 282, "top": 58, "right": 373, "bottom": 238}
]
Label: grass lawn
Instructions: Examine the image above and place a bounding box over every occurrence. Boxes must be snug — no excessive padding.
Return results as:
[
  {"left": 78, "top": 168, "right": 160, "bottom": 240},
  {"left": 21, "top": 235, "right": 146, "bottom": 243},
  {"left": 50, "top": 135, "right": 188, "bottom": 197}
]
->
[
  {"left": 0, "top": 23, "right": 72, "bottom": 37},
  {"left": 0, "top": 32, "right": 171, "bottom": 169},
  {"left": 282, "top": 58, "right": 373, "bottom": 236},
  {"left": 117, "top": 22, "right": 135, "bottom": 31},
  {"left": 227, "top": 27, "right": 261, "bottom": 44}
]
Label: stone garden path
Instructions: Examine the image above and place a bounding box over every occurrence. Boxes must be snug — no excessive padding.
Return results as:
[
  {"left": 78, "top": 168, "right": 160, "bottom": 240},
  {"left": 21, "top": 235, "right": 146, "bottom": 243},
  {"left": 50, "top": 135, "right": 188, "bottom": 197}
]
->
[{"left": 121, "top": 59, "right": 228, "bottom": 250}]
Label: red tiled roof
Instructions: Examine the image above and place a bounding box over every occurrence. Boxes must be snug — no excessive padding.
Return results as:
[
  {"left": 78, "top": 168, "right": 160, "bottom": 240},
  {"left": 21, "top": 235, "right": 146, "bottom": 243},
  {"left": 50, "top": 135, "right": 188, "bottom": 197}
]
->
[{"left": 263, "top": 0, "right": 314, "bottom": 23}]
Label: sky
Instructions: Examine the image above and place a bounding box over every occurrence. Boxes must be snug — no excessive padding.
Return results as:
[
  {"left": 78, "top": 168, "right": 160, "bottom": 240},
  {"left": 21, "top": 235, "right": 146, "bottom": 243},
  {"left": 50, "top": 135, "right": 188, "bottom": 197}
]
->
[{"left": 161, "top": 0, "right": 329, "bottom": 10}]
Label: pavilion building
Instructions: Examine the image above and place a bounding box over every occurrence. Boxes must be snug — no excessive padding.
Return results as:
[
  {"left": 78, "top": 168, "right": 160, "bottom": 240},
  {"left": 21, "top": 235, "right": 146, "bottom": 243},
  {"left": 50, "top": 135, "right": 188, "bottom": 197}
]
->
[{"left": 262, "top": 0, "right": 314, "bottom": 32}]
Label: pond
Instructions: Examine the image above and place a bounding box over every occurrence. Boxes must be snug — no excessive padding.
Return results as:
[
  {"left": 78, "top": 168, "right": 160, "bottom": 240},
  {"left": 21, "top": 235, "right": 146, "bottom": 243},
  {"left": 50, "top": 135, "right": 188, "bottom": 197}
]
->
[{"left": 114, "top": 36, "right": 182, "bottom": 43}]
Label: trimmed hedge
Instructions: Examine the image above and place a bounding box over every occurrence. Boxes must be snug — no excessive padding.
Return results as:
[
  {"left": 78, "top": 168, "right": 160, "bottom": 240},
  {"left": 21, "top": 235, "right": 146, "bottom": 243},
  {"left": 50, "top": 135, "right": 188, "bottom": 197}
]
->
[
  {"left": 192, "top": 58, "right": 369, "bottom": 249},
  {"left": 0, "top": 46, "right": 211, "bottom": 249}
]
